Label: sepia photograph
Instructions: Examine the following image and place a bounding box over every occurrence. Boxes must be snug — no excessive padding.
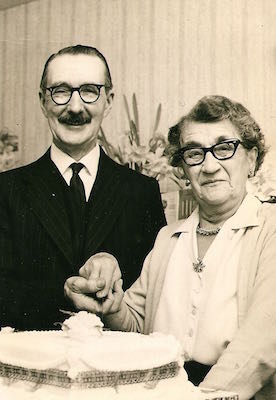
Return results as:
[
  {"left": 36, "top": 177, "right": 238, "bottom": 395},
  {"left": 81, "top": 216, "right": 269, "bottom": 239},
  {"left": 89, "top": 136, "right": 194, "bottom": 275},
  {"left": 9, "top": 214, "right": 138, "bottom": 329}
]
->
[{"left": 0, "top": 0, "right": 276, "bottom": 399}]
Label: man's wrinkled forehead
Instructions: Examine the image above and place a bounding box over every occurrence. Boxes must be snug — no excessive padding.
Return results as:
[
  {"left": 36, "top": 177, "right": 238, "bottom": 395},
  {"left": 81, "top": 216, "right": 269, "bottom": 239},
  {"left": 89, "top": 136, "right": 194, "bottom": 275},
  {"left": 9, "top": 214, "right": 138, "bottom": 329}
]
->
[{"left": 46, "top": 54, "right": 107, "bottom": 87}]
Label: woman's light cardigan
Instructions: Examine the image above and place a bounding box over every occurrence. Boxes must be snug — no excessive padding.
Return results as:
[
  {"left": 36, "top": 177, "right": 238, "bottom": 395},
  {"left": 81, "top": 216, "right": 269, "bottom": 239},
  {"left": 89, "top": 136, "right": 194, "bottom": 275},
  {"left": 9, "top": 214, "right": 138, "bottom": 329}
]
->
[{"left": 105, "top": 201, "right": 276, "bottom": 400}]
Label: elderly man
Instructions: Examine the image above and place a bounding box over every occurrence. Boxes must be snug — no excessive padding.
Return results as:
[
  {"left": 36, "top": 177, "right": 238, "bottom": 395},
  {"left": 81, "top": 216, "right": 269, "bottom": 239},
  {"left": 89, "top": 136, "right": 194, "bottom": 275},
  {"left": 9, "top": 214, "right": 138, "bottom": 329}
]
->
[{"left": 0, "top": 44, "right": 166, "bottom": 330}]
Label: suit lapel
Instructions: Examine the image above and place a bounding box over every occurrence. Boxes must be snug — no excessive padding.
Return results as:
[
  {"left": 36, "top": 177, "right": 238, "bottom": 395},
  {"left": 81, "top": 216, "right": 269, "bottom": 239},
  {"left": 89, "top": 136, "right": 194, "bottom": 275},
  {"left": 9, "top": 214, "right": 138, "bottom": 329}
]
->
[
  {"left": 23, "top": 149, "right": 128, "bottom": 264},
  {"left": 23, "top": 151, "right": 73, "bottom": 265},
  {"left": 84, "top": 149, "right": 128, "bottom": 255}
]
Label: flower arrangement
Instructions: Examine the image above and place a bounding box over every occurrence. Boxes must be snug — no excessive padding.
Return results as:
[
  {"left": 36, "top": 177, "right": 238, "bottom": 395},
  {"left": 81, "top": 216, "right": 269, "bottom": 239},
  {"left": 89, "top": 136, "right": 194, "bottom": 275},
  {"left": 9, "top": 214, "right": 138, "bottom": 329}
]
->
[
  {"left": 98, "top": 94, "right": 186, "bottom": 191},
  {"left": 247, "top": 152, "right": 276, "bottom": 202},
  {"left": 0, "top": 127, "right": 19, "bottom": 172}
]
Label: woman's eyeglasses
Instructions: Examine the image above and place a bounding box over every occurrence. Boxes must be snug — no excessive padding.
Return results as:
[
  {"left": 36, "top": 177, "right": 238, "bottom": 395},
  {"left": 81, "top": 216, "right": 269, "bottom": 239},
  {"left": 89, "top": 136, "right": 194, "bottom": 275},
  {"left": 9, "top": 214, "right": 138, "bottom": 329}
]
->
[{"left": 176, "top": 139, "right": 243, "bottom": 166}]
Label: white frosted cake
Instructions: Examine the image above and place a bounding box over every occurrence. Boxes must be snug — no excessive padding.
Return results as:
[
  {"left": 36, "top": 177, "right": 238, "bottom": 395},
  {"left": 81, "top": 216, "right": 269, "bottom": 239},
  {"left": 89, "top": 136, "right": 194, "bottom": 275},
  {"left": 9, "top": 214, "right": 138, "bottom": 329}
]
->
[{"left": 0, "top": 312, "right": 238, "bottom": 400}]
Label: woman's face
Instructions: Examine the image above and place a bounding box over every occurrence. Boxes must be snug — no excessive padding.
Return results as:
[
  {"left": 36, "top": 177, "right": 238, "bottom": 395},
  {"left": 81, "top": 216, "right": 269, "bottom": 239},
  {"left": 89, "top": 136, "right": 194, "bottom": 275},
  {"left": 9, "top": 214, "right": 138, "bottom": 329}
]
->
[{"left": 180, "top": 119, "right": 258, "bottom": 209}]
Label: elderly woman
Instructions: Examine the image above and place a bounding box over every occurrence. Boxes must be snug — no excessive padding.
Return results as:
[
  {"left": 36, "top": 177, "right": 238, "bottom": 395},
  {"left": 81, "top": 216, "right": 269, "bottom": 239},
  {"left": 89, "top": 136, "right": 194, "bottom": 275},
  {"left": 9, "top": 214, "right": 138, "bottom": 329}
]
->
[{"left": 65, "top": 95, "right": 276, "bottom": 400}]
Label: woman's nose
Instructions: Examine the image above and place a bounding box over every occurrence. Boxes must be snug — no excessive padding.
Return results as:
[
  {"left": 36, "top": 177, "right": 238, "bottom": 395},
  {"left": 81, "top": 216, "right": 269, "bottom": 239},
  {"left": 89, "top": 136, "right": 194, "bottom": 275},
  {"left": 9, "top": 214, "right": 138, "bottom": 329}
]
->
[
  {"left": 67, "top": 91, "right": 84, "bottom": 113},
  {"left": 201, "top": 151, "right": 220, "bottom": 173}
]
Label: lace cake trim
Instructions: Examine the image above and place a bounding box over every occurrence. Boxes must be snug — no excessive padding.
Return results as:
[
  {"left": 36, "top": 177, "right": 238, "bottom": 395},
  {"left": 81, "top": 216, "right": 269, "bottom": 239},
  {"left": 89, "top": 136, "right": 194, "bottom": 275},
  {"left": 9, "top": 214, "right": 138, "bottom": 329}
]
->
[{"left": 0, "top": 361, "right": 180, "bottom": 389}]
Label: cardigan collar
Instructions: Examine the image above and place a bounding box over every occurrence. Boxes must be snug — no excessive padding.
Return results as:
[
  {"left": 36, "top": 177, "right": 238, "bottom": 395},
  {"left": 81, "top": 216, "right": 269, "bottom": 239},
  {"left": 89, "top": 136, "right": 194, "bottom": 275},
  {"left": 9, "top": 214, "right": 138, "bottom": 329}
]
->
[{"left": 170, "top": 193, "right": 261, "bottom": 236}]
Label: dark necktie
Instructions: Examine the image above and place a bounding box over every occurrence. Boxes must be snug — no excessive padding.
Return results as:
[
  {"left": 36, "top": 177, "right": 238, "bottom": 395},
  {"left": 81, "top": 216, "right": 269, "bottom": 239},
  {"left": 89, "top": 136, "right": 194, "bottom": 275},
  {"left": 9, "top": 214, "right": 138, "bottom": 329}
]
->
[
  {"left": 69, "top": 163, "right": 86, "bottom": 205},
  {"left": 69, "top": 163, "right": 86, "bottom": 266}
]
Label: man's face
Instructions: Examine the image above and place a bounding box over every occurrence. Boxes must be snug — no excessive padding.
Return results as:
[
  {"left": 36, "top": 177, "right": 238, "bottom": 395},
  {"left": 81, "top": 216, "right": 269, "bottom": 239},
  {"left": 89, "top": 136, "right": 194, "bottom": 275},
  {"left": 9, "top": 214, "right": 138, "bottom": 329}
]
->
[{"left": 39, "top": 54, "right": 113, "bottom": 158}]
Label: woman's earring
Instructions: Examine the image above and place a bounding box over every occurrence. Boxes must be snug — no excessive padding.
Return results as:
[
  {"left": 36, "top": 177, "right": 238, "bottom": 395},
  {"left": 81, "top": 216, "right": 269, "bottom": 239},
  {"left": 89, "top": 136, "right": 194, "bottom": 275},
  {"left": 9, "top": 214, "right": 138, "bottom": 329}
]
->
[
  {"left": 248, "top": 169, "right": 253, "bottom": 178},
  {"left": 185, "top": 178, "right": 191, "bottom": 187}
]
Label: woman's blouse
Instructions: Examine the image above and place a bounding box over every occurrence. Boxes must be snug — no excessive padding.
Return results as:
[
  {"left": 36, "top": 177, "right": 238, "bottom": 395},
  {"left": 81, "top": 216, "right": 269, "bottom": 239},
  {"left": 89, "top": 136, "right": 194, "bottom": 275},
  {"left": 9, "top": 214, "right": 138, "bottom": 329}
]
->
[{"left": 153, "top": 194, "right": 261, "bottom": 365}]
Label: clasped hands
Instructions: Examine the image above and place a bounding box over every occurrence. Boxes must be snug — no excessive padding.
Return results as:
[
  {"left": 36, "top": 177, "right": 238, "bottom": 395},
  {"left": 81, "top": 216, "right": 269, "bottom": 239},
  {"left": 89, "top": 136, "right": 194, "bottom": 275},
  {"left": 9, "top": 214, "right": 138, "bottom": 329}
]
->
[{"left": 64, "top": 252, "right": 124, "bottom": 315}]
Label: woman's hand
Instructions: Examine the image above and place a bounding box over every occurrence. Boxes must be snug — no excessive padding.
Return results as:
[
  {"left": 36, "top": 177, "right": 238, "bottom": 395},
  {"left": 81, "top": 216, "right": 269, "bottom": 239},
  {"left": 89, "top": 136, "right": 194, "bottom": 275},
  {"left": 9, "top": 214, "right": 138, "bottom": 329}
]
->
[{"left": 64, "top": 252, "right": 124, "bottom": 315}]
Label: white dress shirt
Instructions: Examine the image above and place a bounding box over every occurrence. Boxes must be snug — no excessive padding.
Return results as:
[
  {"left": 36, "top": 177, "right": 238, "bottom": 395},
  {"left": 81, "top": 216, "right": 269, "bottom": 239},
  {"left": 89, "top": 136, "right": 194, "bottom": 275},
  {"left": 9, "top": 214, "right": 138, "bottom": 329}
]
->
[
  {"left": 153, "top": 194, "right": 261, "bottom": 366},
  {"left": 50, "top": 143, "right": 100, "bottom": 201}
]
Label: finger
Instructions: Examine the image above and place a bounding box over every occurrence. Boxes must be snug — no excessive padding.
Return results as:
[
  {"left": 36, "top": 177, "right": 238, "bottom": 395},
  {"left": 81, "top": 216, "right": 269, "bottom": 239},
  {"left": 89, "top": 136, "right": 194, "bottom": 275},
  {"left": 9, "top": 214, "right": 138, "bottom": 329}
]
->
[
  {"left": 102, "top": 288, "right": 115, "bottom": 314},
  {"left": 96, "top": 270, "right": 115, "bottom": 298},
  {"left": 80, "top": 252, "right": 119, "bottom": 280},
  {"left": 84, "top": 257, "right": 113, "bottom": 298},
  {"left": 79, "top": 253, "right": 121, "bottom": 299},
  {"left": 65, "top": 276, "right": 105, "bottom": 294},
  {"left": 64, "top": 279, "right": 104, "bottom": 314},
  {"left": 96, "top": 259, "right": 121, "bottom": 298},
  {"left": 102, "top": 280, "right": 123, "bottom": 314},
  {"left": 109, "top": 280, "right": 124, "bottom": 314},
  {"left": 65, "top": 276, "right": 84, "bottom": 294},
  {"left": 66, "top": 291, "right": 103, "bottom": 314},
  {"left": 86, "top": 278, "right": 106, "bottom": 292},
  {"left": 114, "top": 278, "right": 123, "bottom": 292},
  {"left": 79, "top": 258, "right": 101, "bottom": 280}
]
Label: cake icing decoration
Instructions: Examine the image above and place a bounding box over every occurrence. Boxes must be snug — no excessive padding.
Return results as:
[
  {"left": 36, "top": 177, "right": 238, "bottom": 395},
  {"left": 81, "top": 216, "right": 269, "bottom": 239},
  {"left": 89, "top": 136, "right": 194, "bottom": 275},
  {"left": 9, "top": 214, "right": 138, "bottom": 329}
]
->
[
  {"left": 61, "top": 311, "right": 104, "bottom": 340},
  {"left": 0, "top": 327, "right": 14, "bottom": 334}
]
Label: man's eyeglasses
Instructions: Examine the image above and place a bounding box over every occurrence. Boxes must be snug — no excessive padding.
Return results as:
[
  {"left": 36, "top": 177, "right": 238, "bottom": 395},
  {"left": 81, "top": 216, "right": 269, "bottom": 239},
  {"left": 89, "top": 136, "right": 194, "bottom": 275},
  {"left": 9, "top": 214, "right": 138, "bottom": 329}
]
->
[
  {"left": 46, "top": 84, "right": 108, "bottom": 105},
  {"left": 176, "top": 139, "right": 243, "bottom": 166}
]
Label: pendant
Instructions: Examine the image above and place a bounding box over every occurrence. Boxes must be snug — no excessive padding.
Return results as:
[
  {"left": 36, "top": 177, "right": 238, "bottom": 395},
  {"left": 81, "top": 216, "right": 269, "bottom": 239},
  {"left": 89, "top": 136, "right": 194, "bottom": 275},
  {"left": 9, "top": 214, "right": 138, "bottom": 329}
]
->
[{"left": 193, "top": 258, "right": 205, "bottom": 273}]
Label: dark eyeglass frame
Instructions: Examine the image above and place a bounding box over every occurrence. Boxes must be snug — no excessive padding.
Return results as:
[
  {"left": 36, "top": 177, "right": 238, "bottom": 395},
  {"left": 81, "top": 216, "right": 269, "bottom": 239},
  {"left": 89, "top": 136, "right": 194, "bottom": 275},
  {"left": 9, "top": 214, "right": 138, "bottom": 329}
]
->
[
  {"left": 46, "top": 83, "right": 108, "bottom": 105},
  {"left": 177, "top": 139, "right": 243, "bottom": 166}
]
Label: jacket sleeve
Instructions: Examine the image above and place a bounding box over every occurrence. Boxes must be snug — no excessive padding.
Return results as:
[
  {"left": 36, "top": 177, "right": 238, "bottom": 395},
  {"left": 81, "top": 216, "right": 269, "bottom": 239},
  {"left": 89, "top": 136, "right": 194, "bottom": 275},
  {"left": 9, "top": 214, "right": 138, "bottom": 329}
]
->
[
  {"left": 0, "top": 179, "right": 20, "bottom": 328},
  {"left": 104, "top": 250, "right": 153, "bottom": 333},
  {"left": 200, "top": 220, "right": 276, "bottom": 399}
]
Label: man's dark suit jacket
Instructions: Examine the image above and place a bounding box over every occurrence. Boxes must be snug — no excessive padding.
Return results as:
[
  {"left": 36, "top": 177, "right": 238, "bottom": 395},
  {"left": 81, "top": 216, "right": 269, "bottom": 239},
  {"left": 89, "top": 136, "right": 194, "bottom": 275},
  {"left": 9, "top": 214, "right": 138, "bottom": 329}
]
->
[{"left": 0, "top": 148, "right": 166, "bottom": 330}]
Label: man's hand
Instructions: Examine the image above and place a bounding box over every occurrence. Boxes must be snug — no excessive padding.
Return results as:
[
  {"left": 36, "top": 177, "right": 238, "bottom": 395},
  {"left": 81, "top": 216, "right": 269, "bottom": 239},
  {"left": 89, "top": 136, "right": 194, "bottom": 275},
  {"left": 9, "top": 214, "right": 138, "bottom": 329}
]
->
[
  {"left": 64, "top": 252, "right": 123, "bottom": 314},
  {"left": 79, "top": 252, "right": 122, "bottom": 299}
]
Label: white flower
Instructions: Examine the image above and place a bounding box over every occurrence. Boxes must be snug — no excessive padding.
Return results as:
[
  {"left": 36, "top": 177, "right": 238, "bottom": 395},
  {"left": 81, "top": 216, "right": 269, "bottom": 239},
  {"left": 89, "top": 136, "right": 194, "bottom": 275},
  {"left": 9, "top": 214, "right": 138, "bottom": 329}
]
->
[
  {"left": 62, "top": 311, "right": 104, "bottom": 339},
  {"left": 247, "top": 153, "right": 276, "bottom": 200}
]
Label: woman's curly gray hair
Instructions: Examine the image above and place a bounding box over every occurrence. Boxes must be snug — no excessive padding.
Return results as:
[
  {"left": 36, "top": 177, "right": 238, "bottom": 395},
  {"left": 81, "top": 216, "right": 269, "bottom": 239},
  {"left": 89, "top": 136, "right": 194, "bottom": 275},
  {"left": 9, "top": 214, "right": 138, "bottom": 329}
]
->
[{"left": 166, "top": 95, "right": 267, "bottom": 174}]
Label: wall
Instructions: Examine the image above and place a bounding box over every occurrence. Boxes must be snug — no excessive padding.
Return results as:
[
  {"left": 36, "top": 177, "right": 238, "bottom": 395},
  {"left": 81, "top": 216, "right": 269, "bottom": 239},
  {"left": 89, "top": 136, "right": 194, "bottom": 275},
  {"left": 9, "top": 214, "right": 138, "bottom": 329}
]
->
[{"left": 0, "top": 0, "right": 276, "bottom": 165}]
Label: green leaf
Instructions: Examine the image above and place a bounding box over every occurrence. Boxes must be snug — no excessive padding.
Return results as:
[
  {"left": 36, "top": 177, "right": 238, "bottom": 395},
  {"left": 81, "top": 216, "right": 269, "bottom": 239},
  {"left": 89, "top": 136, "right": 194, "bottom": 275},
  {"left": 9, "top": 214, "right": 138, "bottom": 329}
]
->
[
  {"left": 130, "top": 120, "right": 140, "bottom": 146},
  {"left": 132, "top": 93, "right": 139, "bottom": 133},
  {"left": 123, "top": 95, "right": 131, "bottom": 126},
  {"left": 128, "top": 130, "right": 134, "bottom": 145},
  {"left": 99, "top": 128, "right": 125, "bottom": 164},
  {"left": 153, "top": 103, "right": 162, "bottom": 134},
  {"left": 114, "top": 147, "right": 125, "bottom": 164},
  {"left": 98, "top": 127, "right": 115, "bottom": 158}
]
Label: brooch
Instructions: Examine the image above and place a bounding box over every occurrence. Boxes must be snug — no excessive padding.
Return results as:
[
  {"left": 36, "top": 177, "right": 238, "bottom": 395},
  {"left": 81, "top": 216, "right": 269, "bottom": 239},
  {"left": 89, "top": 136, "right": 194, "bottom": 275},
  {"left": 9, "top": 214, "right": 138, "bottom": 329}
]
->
[{"left": 193, "top": 258, "right": 205, "bottom": 273}]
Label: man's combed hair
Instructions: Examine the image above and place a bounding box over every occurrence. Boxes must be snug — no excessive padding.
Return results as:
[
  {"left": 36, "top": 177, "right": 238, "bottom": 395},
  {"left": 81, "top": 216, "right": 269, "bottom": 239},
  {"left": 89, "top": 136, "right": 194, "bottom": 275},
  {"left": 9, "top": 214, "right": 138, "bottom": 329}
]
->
[
  {"left": 40, "top": 44, "right": 113, "bottom": 93},
  {"left": 167, "top": 95, "right": 267, "bottom": 173}
]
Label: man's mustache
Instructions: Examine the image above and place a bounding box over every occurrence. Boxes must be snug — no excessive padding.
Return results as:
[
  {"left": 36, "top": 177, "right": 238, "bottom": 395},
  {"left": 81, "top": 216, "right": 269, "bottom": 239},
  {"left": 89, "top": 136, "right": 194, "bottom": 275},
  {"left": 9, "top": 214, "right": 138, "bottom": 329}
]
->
[{"left": 58, "top": 112, "right": 91, "bottom": 125}]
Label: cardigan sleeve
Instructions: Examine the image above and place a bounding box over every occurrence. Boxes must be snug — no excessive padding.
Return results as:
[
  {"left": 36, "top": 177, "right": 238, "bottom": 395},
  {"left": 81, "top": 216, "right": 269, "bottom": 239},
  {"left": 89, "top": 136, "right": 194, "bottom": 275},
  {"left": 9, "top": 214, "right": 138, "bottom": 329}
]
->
[
  {"left": 200, "top": 213, "right": 276, "bottom": 400},
  {"left": 104, "top": 250, "right": 152, "bottom": 332},
  {"left": 104, "top": 223, "right": 180, "bottom": 333}
]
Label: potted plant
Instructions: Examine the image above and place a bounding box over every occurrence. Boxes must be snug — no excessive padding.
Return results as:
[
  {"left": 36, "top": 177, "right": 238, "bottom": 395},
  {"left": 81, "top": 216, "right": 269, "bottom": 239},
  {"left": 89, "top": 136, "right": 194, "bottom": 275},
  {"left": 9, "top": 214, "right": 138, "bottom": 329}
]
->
[
  {"left": 98, "top": 94, "right": 196, "bottom": 222},
  {"left": 0, "top": 127, "right": 19, "bottom": 172}
]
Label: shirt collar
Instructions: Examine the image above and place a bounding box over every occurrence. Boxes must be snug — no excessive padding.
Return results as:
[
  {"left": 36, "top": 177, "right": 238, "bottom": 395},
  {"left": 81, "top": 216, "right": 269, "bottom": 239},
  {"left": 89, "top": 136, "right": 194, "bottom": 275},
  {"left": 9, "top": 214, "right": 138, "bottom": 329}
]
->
[
  {"left": 169, "top": 193, "right": 261, "bottom": 237},
  {"left": 170, "top": 207, "right": 199, "bottom": 235},
  {"left": 50, "top": 142, "right": 100, "bottom": 176},
  {"left": 226, "top": 193, "right": 261, "bottom": 229}
]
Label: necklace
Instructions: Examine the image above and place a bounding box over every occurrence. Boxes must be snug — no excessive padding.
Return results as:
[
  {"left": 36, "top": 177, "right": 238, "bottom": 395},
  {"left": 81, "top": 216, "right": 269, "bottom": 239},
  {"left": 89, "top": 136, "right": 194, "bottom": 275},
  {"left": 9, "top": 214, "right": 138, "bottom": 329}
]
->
[
  {"left": 193, "top": 258, "right": 205, "bottom": 273},
  {"left": 196, "top": 223, "right": 221, "bottom": 236}
]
